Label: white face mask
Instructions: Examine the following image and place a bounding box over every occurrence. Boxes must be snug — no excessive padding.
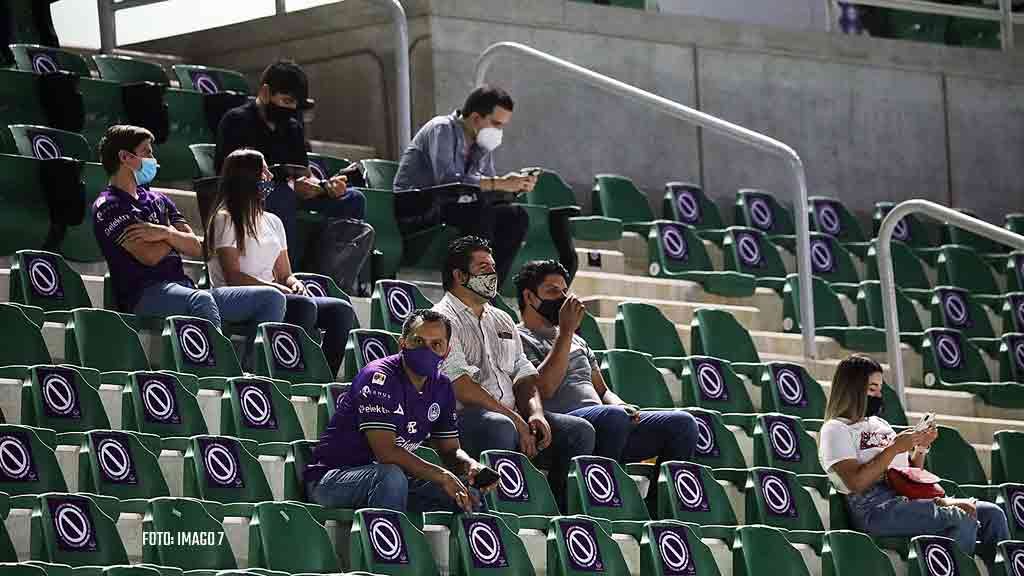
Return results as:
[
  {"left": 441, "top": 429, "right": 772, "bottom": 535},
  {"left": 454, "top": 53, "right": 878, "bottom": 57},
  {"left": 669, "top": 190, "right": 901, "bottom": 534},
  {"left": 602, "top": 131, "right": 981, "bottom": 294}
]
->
[{"left": 476, "top": 126, "right": 503, "bottom": 152}]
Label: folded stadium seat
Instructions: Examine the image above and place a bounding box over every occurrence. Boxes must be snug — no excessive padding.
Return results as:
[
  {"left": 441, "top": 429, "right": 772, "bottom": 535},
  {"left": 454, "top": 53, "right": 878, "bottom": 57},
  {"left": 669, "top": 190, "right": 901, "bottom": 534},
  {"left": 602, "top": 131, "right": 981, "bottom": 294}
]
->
[
  {"left": 856, "top": 280, "right": 926, "bottom": 352},
  {"left": 359, "top": 185, "right": 404, "bottom": 282},
  {"left": 743, "top": 468, "right": 825, "bottom": 550},
  {"left": 994, "top": 540, "right": 1024, "bottom": 576},
  {"left": 662, "top": 182, "right": 728, "bottom": 245},
  {"left": 253, "top": 322, "right": 337, "bottom": 387},
  {"left": 679, "top": 356, "right": 756, "bottom": 415},
  {"left": 591, "top": 174, "right": 659, "bottom": 236},
  {"left": 312, "top": 383, "right": 349, "bottom": 433},
  {"left": 220, "top": 376, "right": 305, "bottom": 444},
  {"left": 921, "top": 328, "right": 1024, "bottom": 408},
  {"left": 8, "top": 251, "right": 94, "bottom": 323},
  {"left": 683, "top": 408, "right": 749, "bottom": 483},
  {"left": 600, "top": 350, "right": 675, "bottom": 408},
  {"left": 721, "top": 226, "right": 789, "bottom": 294},
  {"left": 872, "top": 201, "right": 944, "bottom": 265},
  {"left": 613, "top": 302, "right": 687, "bottom": 375},
  {"left": 448, "top": 512, "right": 535, "bottom": 576},
  {"left": 0, "top": 303, "right": 52, "bottom": 367},
  {"left": 936, "top": 245, "right": 1007, "bottom": 312},
  {"left": 77, "top": 429, "right": 169, "bottom": 507},
  {"left": 64, "top": 308, "right": 153, "bottom": 385},
  {"left": 930, "top": 287, "right": 1002, "bottom": 357},
  {"left": 350, "top": 508, "right": 439, "bottom": 575},
  {"left": 188, "top": 143, "right": 216, "bottom": 179},
  {"left": 639, "top": 521, "right": 723, "bottom": 576},
  {"left": 864, "top": 239, "right": 935, "bottom": 307},
  {"left": 22, "top": 365, "right": 111, "bottom": 436},
  {"left": 566, "top": 456, "right": 650, "bottom": 540},
  {"left": 527, "top": 170, "right": 622, "bottom": 242},
  {"left": 806, "top": 233, "right": 862, "bottom": 300},
  {"left": 655, "top": 461, "right": 738, "bottom": 543},
  {"left": 479, "top": 450, "right": 559, "bottom": 531},
  {"left": 992, "top": 430, "right": 1024, "bottom": 484},
  {"left": 751, "top": 415, "right": 829, "bottom": 499},
  {"left": 647, "top": 221, "right": 756, "bottom": 298},
  {"left": 7, "top": 124, "right": 90, "bottom": 161},
  {"left": 945, "top": 210, "right": 1010, "bottom": 266},
  {"left": 370, "top": 280, "right": 435, "bottom": 332},
  {"left": 734, "top": 189, "right": 798, "bottom": 255},
  {"left": 923, "top": 425, "right": 989, "bottom": 488},
  {"left": 821, "top": 530, "right": 898, "bottom": 576},
  {"left": 1008, "top": 214, "right": 1024, "bottom": 235},
  {"left": 1006, "top": 293, "right": 1024, "bottom": 333},
  {"left": 828, "top": 486, "right": 911, "bottom": 560},
  {"left": 0, "top": 154, "right": 54, "bottom": 255},
  {"left": 547, "top": 515, "right": 631, "bottom": 576},
  {"left": 160, "top": 316, "right": 243, "bottom": 388},
  {"left": 281, "top": 439, "right": 317, "bottom": 502},
  {"left": 121, "top": 371, "right": 208, "bottom": 439},
  {"left": 758, "top": 362, "right": 827, "bottom": 421},
  {"left": 171, "top": 65, "right": 250, "bottom": 94},
  {"left": 782, "top": 274, "right": 887, "bottom": 353},
  {"left": 305, "top": 151, "right": 349, "bottom": 182},
  {"left": 30, "top": 493, "right": 129, "bottom": 566},
  {"left": 291, "top": 273, "right": 361, "bottom": 330},
  {"left": 689, "top": 308, "right": 765, "bottom": 382},
  {"left": 0, "top": 68, "right": 48, "bottom": 143},
  {"left": 807, "top": 196, "right": 872, "bottom": 259},
  {"left": 1008, "top": 252, "right": 1024, "bottom": 293},
  {"left": 247, "top": 500, "right": 344, "bottom": 573},
  {"left": 500, "top": 203, "right": 562, "bottom": 296},
  {"left": 182, "top": 435, "right": 272, "bottom": 515},
  {"left": 907, "top": 535, "right": 981, "bottom": 576},
  {"left": 0, "top": 424, "right": 69, "bottom": 498},
  {"left": 341, "top": 329, "right": 399, "bottom": 382},
  {"left": 733, "top": 524, "right": 813, "bottom": 576},
  {"left": 142, "top": 497, "right": 236, "bottom": 573}
]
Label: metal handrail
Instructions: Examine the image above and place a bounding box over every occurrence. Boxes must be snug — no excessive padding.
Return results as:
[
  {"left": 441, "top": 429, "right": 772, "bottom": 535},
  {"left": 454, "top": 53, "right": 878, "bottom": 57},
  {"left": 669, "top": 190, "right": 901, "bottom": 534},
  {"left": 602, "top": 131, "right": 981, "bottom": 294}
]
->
[
  {"left": 474, "top": 41, "right": 819, "bottom": 360},
  {"left": 876, "top": 200, "right": 1024, "bottom": 402},
  {"left": 96, "top": 0, "right": 411, "bottom": 152},
  {"left": 825, "top": 0, "right": 1016, "bottom": 50}
]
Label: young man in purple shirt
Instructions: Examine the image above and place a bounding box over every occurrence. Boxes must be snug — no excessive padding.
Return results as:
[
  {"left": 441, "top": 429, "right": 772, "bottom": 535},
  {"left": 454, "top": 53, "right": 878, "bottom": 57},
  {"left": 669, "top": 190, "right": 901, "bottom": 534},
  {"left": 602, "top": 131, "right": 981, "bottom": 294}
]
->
[
  {"left": 305, "top": 309, "right": 494, "bottom": 514},
  {"left": 92, "top": 125, "right": 284, "bottom": 330}
]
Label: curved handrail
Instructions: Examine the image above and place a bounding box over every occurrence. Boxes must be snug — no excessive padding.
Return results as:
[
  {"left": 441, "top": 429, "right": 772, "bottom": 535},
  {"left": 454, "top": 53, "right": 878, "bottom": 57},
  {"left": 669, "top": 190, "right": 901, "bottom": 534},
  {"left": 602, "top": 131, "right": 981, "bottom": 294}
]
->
[
  {"left": 877, "top": 199, "right": 1024, "bottom": 402},
  {"left": 475, "top": 41, "right": 818, "bottom": 359}
]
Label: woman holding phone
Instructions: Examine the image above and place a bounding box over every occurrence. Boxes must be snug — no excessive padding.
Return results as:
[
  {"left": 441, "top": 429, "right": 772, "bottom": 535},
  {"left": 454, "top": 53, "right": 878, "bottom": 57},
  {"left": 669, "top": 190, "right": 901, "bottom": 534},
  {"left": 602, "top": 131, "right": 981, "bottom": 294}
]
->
[
  {"left": 205, "top": 148, "right": 355, "bottom": 377},
  {"left": 818, "top": 354, "right": 1008, "bottom": 559}
]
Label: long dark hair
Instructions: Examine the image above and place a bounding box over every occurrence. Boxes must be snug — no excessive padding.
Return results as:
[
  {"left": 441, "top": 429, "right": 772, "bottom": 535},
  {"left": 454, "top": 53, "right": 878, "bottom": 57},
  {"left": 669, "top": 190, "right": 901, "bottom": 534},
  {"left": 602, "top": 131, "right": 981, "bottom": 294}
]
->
[
  {"left": 825, "top": 354, "right": 884, "bottom": 422},
  {"left": 204, "top": 148, "right": 265, "bottom": 259}
]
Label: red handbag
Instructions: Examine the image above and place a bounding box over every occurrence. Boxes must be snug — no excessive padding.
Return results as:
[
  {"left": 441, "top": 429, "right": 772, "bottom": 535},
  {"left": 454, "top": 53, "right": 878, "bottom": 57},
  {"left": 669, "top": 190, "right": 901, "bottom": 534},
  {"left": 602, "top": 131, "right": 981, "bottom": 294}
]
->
[{"left": 886, "top": 467, "right": 945, "bottom": 500}]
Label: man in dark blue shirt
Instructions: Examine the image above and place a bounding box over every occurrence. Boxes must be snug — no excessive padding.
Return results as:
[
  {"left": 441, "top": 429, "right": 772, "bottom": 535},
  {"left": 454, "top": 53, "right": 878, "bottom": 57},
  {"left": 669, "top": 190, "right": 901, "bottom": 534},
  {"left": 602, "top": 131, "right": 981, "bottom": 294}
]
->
[{"left": 305, "top": 309, "right": 492, "bottom": 514}]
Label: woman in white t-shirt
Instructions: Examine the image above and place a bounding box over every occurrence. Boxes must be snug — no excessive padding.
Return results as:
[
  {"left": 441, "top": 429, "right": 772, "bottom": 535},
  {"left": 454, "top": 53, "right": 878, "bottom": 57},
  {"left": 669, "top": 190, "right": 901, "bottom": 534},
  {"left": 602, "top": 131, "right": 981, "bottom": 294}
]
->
[
  {"left": 819, "top": 355, "right": 1008, "bottom": 559},
  {"left": 205, "top": 149, "right": 355, "bottom": 377}
]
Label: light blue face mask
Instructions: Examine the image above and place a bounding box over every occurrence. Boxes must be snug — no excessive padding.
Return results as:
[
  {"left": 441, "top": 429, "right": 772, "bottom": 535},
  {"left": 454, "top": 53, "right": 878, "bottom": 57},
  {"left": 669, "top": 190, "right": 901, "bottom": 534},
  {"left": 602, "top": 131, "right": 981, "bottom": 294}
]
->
[{"left": 132, "top": 156, "right": 159, "bottom": 186}]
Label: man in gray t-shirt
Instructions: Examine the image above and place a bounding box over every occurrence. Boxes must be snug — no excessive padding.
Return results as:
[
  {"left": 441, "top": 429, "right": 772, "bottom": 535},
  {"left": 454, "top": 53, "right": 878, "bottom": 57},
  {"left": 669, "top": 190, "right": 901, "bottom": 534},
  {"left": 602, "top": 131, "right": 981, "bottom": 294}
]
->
[{"left": 514, "top": 260, "right": 698, "bottom": 472}]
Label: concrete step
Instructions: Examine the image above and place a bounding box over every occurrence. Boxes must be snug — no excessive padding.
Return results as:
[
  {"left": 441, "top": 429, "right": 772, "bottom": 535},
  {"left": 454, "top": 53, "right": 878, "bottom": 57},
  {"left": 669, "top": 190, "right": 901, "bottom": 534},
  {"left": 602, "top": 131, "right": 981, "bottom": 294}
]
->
[
  {"left": 907, "top": 411, "right": 1024, "bottom": 448},
  {"left": 576, "top": 248, "right": 625, "bottom": 275},
  {"left": 577, "top": 231, "right": 726, "bottom": 277},
  {"left": 582, "top": 295, "right": 762, "bottom": 332}
]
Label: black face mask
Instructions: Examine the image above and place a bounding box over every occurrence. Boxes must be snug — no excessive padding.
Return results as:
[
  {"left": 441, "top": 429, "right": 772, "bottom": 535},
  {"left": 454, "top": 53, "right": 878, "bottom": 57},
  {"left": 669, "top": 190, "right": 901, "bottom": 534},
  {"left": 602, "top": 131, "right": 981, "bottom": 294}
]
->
[
  {"left": 865, "top": 395, "right": 884, "bottom": 418},
  {"left": 533, "top": 292, "right": 565, "bottom": 327},
  {"left": 265, "top": 102, "right": 296, "bottom": 126}
]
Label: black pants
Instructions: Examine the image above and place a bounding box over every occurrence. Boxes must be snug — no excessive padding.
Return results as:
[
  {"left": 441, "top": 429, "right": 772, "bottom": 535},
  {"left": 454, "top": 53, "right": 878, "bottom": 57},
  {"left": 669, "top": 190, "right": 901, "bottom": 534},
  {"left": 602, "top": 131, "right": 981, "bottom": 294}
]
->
[
  {"left": 548, "top": 210, "right": 578, "bottom": 282},
  {"left": 283, "top": 294, "right": 354, "bottom": 379}
]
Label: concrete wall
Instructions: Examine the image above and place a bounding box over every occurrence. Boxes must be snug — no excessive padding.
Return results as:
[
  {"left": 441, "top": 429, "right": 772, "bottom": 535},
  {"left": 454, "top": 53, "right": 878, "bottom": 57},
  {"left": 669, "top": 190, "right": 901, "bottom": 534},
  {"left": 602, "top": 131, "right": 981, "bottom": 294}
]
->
[{"left": 131, "top": 0, "right": 1024, "bottom": 224}]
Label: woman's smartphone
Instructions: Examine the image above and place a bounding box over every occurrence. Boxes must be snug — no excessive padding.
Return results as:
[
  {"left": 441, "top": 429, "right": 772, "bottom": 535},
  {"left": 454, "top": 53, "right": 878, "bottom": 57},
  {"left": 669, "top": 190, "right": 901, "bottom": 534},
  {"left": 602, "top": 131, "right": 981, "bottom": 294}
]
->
[
  {"left": 913, "top": 413, "right": 936, "bottom": 432},
  {"left": 473, "top": 467, "right": 500, "bottom": 489}
]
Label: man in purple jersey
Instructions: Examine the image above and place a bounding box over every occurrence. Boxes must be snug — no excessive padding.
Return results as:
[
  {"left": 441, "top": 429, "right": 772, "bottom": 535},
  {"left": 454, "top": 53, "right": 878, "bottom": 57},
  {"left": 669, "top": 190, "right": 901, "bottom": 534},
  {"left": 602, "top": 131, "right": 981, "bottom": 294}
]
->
[{"left": 305, "top": 309, "right": 494, "bottom": 514}]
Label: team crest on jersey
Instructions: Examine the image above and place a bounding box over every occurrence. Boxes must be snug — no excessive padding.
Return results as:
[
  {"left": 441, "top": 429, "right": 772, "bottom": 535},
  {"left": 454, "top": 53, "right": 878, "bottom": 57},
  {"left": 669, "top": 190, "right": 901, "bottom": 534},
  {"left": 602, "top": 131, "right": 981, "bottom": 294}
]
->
[{"left": 372, "top": 372, "right": 387, "bottom": 385}]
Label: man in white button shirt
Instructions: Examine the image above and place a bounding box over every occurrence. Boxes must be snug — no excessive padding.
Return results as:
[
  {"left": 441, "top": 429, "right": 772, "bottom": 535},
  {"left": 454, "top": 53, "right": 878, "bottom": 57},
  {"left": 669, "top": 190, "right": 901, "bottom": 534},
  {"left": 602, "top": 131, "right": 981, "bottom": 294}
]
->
[{"left": 433, "top": 236, "right": 595, "bottom": 512}]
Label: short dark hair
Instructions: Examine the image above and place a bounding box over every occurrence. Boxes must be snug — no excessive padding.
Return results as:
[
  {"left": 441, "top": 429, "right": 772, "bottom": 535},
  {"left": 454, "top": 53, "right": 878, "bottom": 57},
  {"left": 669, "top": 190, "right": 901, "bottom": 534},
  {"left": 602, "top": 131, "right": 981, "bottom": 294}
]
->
[
  {"left": 260, "top": 60, "right": 307, "bottom": 102},
  {"left": 402, "top": 309, "right": 452, "bottom": 341},
  {"left": 443, "top": 235, "right": 493, "bottom": 291},
  {"left": 514, "top": 260, "right": 569, "bottom": 311},
  {"left": 98, "top": 125, "right": 154, "bottom": 175},
  {"left": 461, "top": 85, "right": 514, "bottom": 118}
]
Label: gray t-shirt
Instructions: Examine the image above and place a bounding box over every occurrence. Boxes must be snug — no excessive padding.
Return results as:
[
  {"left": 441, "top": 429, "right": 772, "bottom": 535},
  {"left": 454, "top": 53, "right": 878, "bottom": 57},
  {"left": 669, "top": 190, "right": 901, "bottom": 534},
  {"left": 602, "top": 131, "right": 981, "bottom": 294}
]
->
[{"left": 518, "top": 325, "right": 602, "bottom": 414}]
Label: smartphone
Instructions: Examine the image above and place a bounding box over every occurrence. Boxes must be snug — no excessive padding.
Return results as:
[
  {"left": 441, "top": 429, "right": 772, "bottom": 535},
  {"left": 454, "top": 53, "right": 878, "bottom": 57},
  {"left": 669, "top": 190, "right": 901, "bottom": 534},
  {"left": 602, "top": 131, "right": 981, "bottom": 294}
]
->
[
  {"left": 913, "top": 412, "right": 936, "bottom": 432},
  {"left": 520, "top": 167, "right": 543, "bottom": 177},
  {"left": 473, "top": 466, "right": 500, "bottom": 489}
]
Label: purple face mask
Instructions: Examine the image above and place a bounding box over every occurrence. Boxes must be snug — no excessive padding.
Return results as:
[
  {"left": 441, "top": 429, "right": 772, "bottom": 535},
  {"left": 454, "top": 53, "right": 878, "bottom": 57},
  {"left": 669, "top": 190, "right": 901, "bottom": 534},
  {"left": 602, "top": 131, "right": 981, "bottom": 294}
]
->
[{"left": 402, "top": 345, "right": 444, "bottom": 378}]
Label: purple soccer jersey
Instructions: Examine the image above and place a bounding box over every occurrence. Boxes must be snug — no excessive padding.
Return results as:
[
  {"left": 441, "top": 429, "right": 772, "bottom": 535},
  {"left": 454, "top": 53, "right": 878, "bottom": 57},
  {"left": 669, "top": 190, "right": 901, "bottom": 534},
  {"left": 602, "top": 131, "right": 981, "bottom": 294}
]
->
[{"left": 306, "top": 354, "right": 459, "bottom": 483}]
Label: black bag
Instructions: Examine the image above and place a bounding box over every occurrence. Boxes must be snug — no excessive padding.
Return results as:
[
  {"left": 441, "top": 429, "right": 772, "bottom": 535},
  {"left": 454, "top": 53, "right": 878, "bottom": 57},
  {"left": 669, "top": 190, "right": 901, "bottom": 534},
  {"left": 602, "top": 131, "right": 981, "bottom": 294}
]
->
[
  {"left": 38, "top": 71, "right": 84, "bottom": 133},
  {"left": 308, "top": 218, "right": 375, "bottom": 295},
  {"left": 38, "top": 156, "right": 85, "bottom": 251},
  {"left": 123, "top": 82, "right": 169, "bottom": 144}
]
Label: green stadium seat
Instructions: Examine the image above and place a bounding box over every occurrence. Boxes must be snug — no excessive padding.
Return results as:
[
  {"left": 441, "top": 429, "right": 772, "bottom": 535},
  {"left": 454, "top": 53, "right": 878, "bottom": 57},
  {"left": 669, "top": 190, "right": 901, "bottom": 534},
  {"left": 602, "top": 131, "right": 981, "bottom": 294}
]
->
[
  {"left": 1007, "top": 253, "right": 1024, "bottom": 293},
  {"left": 362, "top": 187, "right": 404, "bottom": 281},
  {"left": 361, "top": 159, "right": 398, "bottom": 190},
  {"left": 528, "top": 170, "right": 622, "bottom": 242},
  {"left": 647, "top": 221, "right": 756, "bottom": 298},
  {"left": 613, "top": 302, "right": 686, "bottom": 374},
  {"left": 160, "top": 316, "right": 242, "bottom": 383},
  {"left": 7, "top": 125, "right": 90, "bottom": 161},
  {"left": 313, "top": 383, "right": 347, "bottom": 434},
  {"left": 931, "top": 287, "right": 1001, "bottom": 356},
  {"left": 221, "top": 377, "right": 305, "bottom": 444},
  {"left": 856, "top": 280, "right": 925, "bottom": 351},
  {"left": 924, "top": 425, "right": 988, "bottom": 487},
  {"left": 993, "top": 430, "right": 1024, "bottom": 485},
  {"left": 253, "top": 323, "right": 336, "bottom": 384},
  {"left": 679, "top": 357, "right": 755, "bottom": 414},
  {"left": 282, "top": 439, "right": 317, "bottom": 502},
  {"left": 656, "top": 461, "right": 737, "bottom": 541},
  {"left": 9, "top": 251, "right": 94, "bottom": 323},
  {"left": 371, "top": 280, "right": 434, "bottom": 332},
  {"left": 77, "top": 429, "right": 169, "bottom": 501},
  {"left": 480, "top": 450, "right": 559, "bottom": 531},
  {"left": 0, "top": 304, "right": 53, "bottom": 367},
  {"left": 64, "top": 308, "right": 150, "bottom": 384},
  {"left": 171, "top": 65, "right": 249, "bottom": 94},
  {"left": 182, "top": 435, "right": 272, "bottom": 514},
  {"left": 591, "top": 174, "right": 657, "bottom": 235},
  {"left": 142, "top": 496, "right": 235, "bottom": 571},
  {"left": 922, "top": 328, "right": 1024, "bottom": 409},
  {"left": 0, "top": 424, "right": 68, "bottom": 495},
  {"left": 247, "top": 500, "right": 342, "bottom": 573},
  {"left": 0, "top": 563, "right": 47, "bottom": 576},
  {"left": 63, "top": 162, "right": 106, "bottom": 263},
  {"left": 121, "top": 371, "right": 208, "bottom": 438},
  {"left": 663, "top": 182, "right": 727, "bottom": 244},
  {"left": 350, "top": 508, "right": 439, "bottom": 575},
  {"left": 91, "top": 54, "right": 168, "bottom": 84},
  {"left": 30, "top": 493, "right": 129, "bottom": 566},
  {"left": 864, "top": 239, "right": 935, "bottom": 307},
  {"left": 449, "top": 512, "right": 534, "bottom": 576},
  {"left": 808, "top": 196, "right": 872, "bottom": 258},
  {"left": 600, "top": 350, "right": 675, "bottom": 408},
  {"left": 567, "top": 456, "right": 649, "bottom": 539},
  {"left": 9, "top": 45, "right": 90, "bottom": 76},
  {"left": 690, "top": 308, "right": 764, "bottom": 382},
  {"left": 684, "top": 408, "right": 749, "bottom": 478},
  {"left": 640, "top": 520, "right": 723, "bottom": 576},
  {"left": 907, "top": 535, "right": 980, "bottom": 576},
  {"left": 22, "top": 365, "right": 111, "bottom": 434},
  {"left": 872, "top": 202, "right": 942, "bottom": 264},
  {"left": 744, "top": 467, "right": 824, "bottom": 537},
  {"left": 0, "top": 154, "right": 51, "bottom": 255},
  {"left": 827, "top": 487, "right": 910, "bottom": 561},
  {"left": 547, "top": 515, "right": 631, "bottom": 576},
  {"left": 188, "top": 144, "right": 216, "bottom": 179},
  {"left": 937, "top": 245, "right": 1006, "bottom": 311},
  {"left": 306, "top": 152, "right": 349, "bottom": 182},
  {"left": 752, "top": 415, "right": 827, "bottom": 484},
  {"left": 807, "top": 234, "right": 861, "bottom": 300},
  {"left": 945, "top": 213, "right": 1009, "bottom": 259},
  {"left": 1006, "top": 293, "right": 1024, "bottom": 333},
  {"left": 721, "top": 227, "right": 789, "bottom": 294},
  {"left": 783, "top": 274, "right": 886, "bottom": 353},
  {"left": 577, "top": 312, "right": 606, "bottom": 351},
  {"left": 821, "top": 530, "right": 896, "bottom": 576},
  {"left": 995, "top": 485, "right": 1024, "bottom": 542},
  {"left": 734, "top": 189, "right": 796, "bottom": 254},
  {"left": 733, "top": 525, "right": 812, "bottom": 576},
  {"left": 500, "top": 203, "right": 562, "bottom": 296},
  {"left": 759, "top": 363, "right": 827, "bottom": 420},
  {"left": 1008, "top": 214, "right": 1024, "bottom": 235},
  {"left": 993, "top": 540, "right": 1024, "bottom": 576},
  {"left": 342, "top": 329, "right": 399, "bottom": 382}
]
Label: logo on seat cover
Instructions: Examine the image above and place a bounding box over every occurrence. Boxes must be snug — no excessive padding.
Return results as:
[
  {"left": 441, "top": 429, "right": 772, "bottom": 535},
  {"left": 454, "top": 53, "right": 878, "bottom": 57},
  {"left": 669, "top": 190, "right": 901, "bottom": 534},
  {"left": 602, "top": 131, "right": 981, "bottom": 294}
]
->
[
  {"left": 747, "top": 196, "right": 774, "bottom": 230},
  {"left": 361, "top": 337, "right": 389, "bottom": 363},
  {"left": 1003, "top": 541, "right": 1024, "bottom": 576},
  {"left": 308, "top": 161, "right": 328, "bottom": 182},
  {"left": 0, "top": 431, "right": 37, "bottom": 482},
  {"left": 48, "top": 498, "right": 98, "bottom": 551},
  {"left": 581, "top": 458, "right": 622, "bottom": 507},
  {"left": 934, "top": 332, "right": 963, "bottom": 370},
  {"left": 27, "top": 255, "right": 62, "bottom": 298},
  {"left": 667, "top": 462, "right": 710, "bottom": 512},
  {"left": 303, "top": 278, "right": 327, "bottom": 298},
  {"left": 893, "top": 218, "right": 910, "bottom": 242},
  {"left": 29, "top": 133, "right": 62, "bottom": 160},
  {"left": 268, "top": 326, "right": 304, "bottom": 371},
  {"left": 493, "top": 454, "right": 530, "bottom": 502},
  {"left": 464, "top": 516, "right": 508, "bottom": 568},
  {"left": 93, "top": 432, "right": 137, "bottom": 484},
  {"left": 920, "top": 538, "right": 958, "bottom": 576},
  {"left": 675, "top": 189, "right": 702, "bottom": 224},
  {"left": 198, "top": 437, "right": 244, "bottom": 488},
  {"left": 758, "top": 470, "right": 797, "bottom": 517},
  {"left": 236, "top": 379, "right": 277, "bottom": 429},
  {"left": 190, "top": 72, "right": 220, "bottom": 94},
  {"left": 810, "top": 238, "right": 835, "bottom": 274},
  {"left": 141, "top": 375, "right": 180, "bottom": 424},
  {"left": 365, "top": 511, "right": 409, "bottom": 564},
  {"left": 30, "top": 52, "right": 59, "bottom": 74},
  {"left": 386, "top": 287, "right": 414, "bottom": 322},
  {"left": 177, "top": 319, "right": 215, "bottom": 366},
  {"left": 1007, "top": 486, "right": 1024, "bottom": 530},
  {"left": 694, "top": 359, "right": 728, "bottom": 402},
  {"left": 689, "top": 412, "right": 719, "bottom": 458},
  {"left": 815, "top": 201, "right": 842, "bottom": 236},
  {"left": 560, "top": 519, "right": 604, "bottom": 572},
  {"left": 661, "top": 224, "right": 689, "bottom": 263},
  {"left": 653, "top": 525, "right": 697, "bottom": 576},
  {"left": 940, "top": 290, "right": 971, "bottom": 329},
  {"left": 39, "top": 367, "right": 80, "bottom": 419},
  {"left": 735, "top": 231, "right": 764, "bottom": 268},
  {"left": 773, "top": 365, "right": 807, "bottom": 408},
  {"left": 763, "top": 415, "right": 801, "bottom": 462}
]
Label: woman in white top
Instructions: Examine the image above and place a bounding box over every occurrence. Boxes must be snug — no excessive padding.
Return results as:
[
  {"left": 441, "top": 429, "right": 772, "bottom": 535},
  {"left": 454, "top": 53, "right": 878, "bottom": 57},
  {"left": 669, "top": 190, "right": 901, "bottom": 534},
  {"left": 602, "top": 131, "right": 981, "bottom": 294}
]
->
[
  {"left": 818, "top": 355, "right": 1008, "bottom": 559},
  {"left": 205, "top": 149, "right": 355, "bottom": 377}
]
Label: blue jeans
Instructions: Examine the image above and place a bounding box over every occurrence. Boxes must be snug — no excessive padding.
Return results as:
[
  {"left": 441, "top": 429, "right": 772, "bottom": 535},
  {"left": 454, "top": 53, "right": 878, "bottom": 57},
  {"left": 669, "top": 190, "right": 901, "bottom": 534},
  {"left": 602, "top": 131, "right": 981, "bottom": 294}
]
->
[
  {"left": 847, "top": 482, "right": 1009, "bottom": 556},
  {"left": 283, "top": 294, "right": 354, "bottom": 379},
  {"left": 458, "top": 408, "right": 595, "bottom": 514},
  {"left": 133, "top": 282, "right": 286, "bottom": 328},
  {"left": 265, "top": 181, "right": 367, "bottom": 260},
  {"left": 568, "top": 405, "right": 698, "bottom": 464},
  {"left": 307, "top": 463, "right": 484, "bottom": 516}
]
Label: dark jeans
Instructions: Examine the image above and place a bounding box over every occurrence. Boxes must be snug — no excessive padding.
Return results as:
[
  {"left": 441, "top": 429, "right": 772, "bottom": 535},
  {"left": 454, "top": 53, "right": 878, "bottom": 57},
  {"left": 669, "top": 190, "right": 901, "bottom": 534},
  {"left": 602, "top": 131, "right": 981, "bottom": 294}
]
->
[
  {"left": 264, "top": 182, "right": 367, "bottom": 262},
  {"left": 458, "top": 407, "right": 595, "bottom": 514},
  {"left": 307, "top": 463, "right": 485, "bottom": 516},
  {"left": 283, "top": 294, "right": 355, "bottom": 379},
  {"left": 440, "top": 201, "right": 528, "bottom": 286},
  {"left": 567, "top": 405, "right": 698, "bottom": 464}
]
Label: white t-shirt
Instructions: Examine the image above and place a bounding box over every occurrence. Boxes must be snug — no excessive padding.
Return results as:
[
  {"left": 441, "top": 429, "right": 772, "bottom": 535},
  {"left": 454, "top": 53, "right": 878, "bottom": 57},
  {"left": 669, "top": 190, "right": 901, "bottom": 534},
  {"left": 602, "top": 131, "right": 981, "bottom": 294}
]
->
[
  {"left": 207, "top": 211, "right": 288, "bottom": 288},
  {"left": 818, "top": 416, "right": 910, "bottom": 494}
]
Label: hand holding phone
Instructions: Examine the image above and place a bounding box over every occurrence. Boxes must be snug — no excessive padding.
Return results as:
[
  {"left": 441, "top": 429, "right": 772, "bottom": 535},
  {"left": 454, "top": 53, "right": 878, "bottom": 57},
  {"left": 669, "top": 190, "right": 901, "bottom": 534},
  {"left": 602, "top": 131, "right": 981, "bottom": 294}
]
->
[
  {"left": 913, "top": 412, "right": 936, "bottom": 432},
  {"left": 472, "top": 466, "right": 500, "bottom": 489}
]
